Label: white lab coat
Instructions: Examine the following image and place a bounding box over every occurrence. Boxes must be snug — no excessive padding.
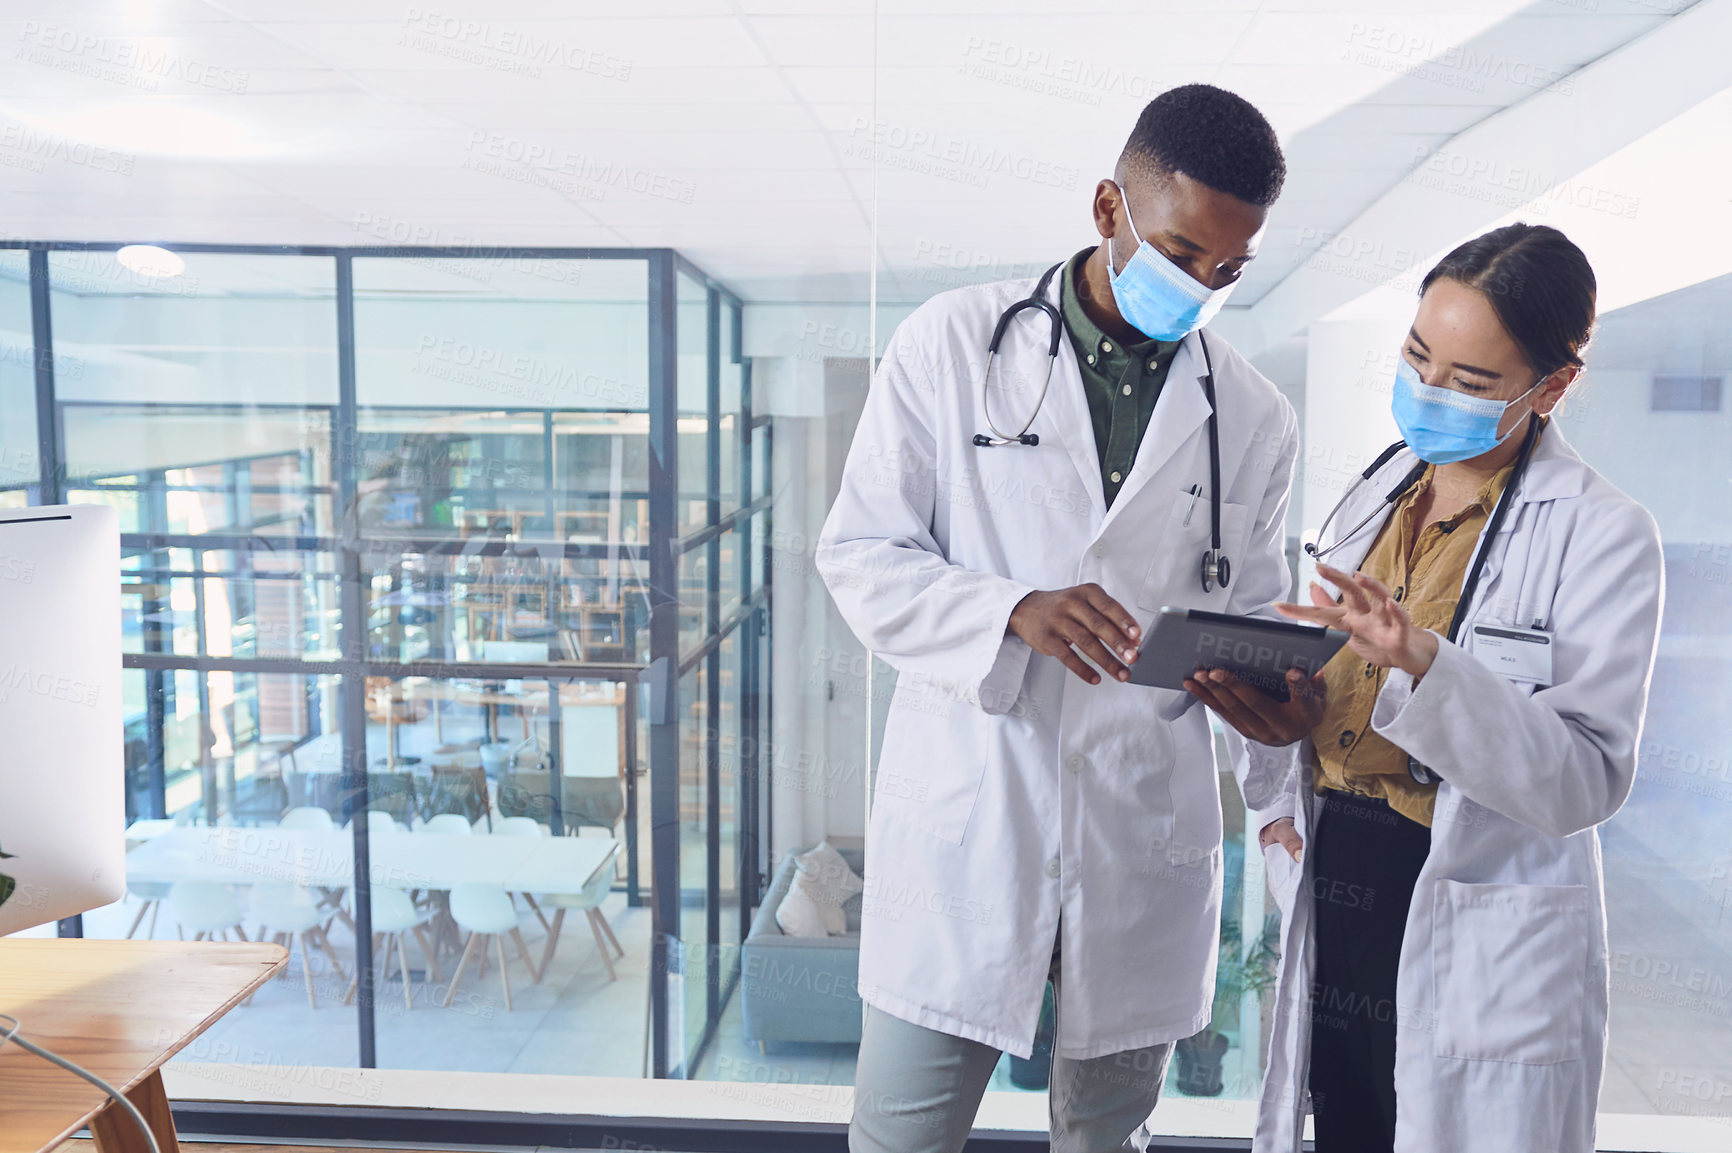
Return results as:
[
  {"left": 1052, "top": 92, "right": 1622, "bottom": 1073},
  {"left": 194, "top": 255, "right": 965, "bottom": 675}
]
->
[
  {"left": 816, "top": 270, "right": 1298, "bottom": 1060},
  {"left": 1244, "top": 423, "right": 1664, "bottom": 1152}
]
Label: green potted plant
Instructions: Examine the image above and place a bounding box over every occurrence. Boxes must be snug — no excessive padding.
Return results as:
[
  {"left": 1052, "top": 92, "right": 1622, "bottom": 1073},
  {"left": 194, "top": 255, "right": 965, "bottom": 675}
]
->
[{"left": 1175, "top": 911, "right": 1281, "bottom": 1096}]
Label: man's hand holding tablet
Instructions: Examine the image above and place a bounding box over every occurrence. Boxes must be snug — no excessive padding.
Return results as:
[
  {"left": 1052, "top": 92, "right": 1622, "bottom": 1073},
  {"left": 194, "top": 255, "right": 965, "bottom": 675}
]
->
[{"left": 1121, "top": 606, "right": 1340, "bottom": 746}]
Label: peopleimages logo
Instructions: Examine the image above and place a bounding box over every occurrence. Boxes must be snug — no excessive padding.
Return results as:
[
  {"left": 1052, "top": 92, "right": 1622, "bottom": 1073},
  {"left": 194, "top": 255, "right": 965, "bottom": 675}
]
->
[
  {"left": 0, "top": 663, "right": 102, "bottom": 708},
  {"left": 463, "top": 131, "right": 696, "bottom": 204},
  {"left": 399, "top": 8, "right": 632, "bottom": 81},
  {"left": 15, "top": 22, "right": 251, "bottom": 93}
]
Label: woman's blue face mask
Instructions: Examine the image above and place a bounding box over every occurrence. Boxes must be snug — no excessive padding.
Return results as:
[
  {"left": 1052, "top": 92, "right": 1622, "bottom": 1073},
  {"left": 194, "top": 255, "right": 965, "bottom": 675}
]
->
[
  {"left": 1106, "top": 189, "right": 1237, "bottom": 342},
  {"left": 1391, "top": 357, "right": 1545, "bottom": 465}
]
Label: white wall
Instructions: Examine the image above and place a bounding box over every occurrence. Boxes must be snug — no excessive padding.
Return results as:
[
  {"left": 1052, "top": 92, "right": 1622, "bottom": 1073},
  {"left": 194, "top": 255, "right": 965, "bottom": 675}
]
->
[
  {"left": 747, "top": 302, "right": 910, "bottom": 855},
  {"left": 1299, "top": 316, "right": 1409, "bottom": 554},
  {"left": 1562, "top": 379, "right": 1731, "bottom": 547}
]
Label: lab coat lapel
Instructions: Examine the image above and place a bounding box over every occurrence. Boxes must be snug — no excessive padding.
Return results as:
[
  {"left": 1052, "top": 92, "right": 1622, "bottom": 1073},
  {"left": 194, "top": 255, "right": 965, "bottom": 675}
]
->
[
  {"left": 1461, "top": 420, "right": 1586, "bottom": 599},
  {"left": 1101, "top": 333, "right": 1211, "bottom": 531},
  {"left": 1034, "top": 289, "right": 1107, "bottom": 521}
]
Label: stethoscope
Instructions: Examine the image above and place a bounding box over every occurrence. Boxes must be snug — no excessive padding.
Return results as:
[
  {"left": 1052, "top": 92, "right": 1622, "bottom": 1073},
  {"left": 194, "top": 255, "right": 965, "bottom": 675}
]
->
[
  {"left": 1305, "top": 415, "right": 1544, "bottom": 783},
  {"left": 971, "top": 261, "right": 1231, "bottom": 593}
]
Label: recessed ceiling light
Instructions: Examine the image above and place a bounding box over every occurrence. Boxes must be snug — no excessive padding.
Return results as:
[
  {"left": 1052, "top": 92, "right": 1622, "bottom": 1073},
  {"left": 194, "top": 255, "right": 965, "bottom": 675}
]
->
[{"left": 115, "top": 245, "right": 185, "bottom": 278}]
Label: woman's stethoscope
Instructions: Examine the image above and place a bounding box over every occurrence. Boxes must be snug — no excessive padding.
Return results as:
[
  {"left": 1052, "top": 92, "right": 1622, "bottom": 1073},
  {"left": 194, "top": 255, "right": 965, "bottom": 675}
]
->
[
  {"left": 1305, "top": 416, "right": 1544, "bottom": 783},
  {"left": 971, "top": 261, "right": 1232, "bottom": 593}
]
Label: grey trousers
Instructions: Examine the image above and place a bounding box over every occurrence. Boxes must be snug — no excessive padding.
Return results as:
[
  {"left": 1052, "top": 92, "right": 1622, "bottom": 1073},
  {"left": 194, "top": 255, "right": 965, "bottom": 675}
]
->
[{"left": 849, "top": 962, "right": 1172, "bottom": 1153}]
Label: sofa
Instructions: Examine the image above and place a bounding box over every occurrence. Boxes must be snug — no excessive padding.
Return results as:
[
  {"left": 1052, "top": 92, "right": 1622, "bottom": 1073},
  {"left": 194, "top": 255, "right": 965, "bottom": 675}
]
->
[{"left": 740, "top": 844, "right": 864, "bottom": 1051}]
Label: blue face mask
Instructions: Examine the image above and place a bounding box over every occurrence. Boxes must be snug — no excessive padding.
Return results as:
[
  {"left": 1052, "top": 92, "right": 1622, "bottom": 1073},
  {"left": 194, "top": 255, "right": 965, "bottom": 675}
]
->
[
  {"left": 1106, "top": 189, "right": 1237, "bottom": 342},
  {"left": 1391, "top": 357, "right": 1543, "bottom": 465}
]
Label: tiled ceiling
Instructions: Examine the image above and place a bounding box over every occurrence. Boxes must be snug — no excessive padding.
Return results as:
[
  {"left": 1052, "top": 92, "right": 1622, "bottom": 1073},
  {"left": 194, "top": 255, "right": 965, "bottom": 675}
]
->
[{"left": 0, "top": 0, "right": 1708, "bottom": 306}]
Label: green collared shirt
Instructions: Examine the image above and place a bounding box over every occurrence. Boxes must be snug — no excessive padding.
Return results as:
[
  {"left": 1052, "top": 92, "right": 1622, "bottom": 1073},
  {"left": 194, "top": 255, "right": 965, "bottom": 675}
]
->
[{"left": 1058, "top": 247, "right": 1181, "bottom": 508}]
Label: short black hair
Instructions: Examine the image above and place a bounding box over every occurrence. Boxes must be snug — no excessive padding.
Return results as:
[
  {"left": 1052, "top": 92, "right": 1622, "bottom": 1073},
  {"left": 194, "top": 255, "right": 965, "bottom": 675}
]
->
[
  {"left": 1421, "top": 223, "right": 1597, "bottom": 376},
  {"left": 1121, "top": 84, "right": 1286, "bottom": 206}
]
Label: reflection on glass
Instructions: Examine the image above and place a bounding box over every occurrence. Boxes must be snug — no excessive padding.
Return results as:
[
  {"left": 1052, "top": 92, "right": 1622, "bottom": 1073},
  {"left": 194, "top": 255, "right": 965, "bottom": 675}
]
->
[
  {"left": 64, "top": 407, "right": 334, "bottom": 536},
  {"left": 353, "top": 673, "right": 640, "bottom": 1075},
  {"left": 12, "top": 238, "right": 761, "bottom": 1091},
  {"left": 0, "top": 250, "right": 36, "bottom": 499},
  {"left": 678, "top": 271, "right": 711, "bottom": 534},
  {"left": 361, "top": 545, "right": 650, "bottom": 667},
  {"left": 346, "top": 408, "right": 651, "bottom": 548},
  {"left": 353, "top": 258, "right": 648, "bottom": 408},
  {"left": 750, "top": 511, "right": 767, "bottom": 599},
  {"left": 718, "top": 631, "right": 742, "bottom": 957},
  {"left": 48, "top": 251, "right": 339, "bottom": 412},
  {"left": 95, "top": 671, "right": 357, "bottom": 1070},
  {"left": 753, "top": 430, "right": 771, "bottom": 503},
  {"left": 122, "top": 545, "right": 340, "bottom": 661},
  {"left": 679, "top": 663, "right": 711, "bottom": 1073},
  {"left": 720, "top": 529, "right": 743, "bottom": 621}
]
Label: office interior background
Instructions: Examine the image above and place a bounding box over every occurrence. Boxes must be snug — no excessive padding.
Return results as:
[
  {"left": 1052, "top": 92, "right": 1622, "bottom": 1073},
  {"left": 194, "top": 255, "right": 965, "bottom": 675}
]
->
[{"left": 1, "top": 0, "right": 1730, "bottom": 1148}]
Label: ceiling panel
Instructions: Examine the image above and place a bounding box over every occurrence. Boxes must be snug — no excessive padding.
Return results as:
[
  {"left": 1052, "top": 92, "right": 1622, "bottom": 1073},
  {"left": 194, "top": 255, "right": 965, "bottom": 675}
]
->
[{"left": 0, "top": 0, "right": 1707, "bottom": 304}]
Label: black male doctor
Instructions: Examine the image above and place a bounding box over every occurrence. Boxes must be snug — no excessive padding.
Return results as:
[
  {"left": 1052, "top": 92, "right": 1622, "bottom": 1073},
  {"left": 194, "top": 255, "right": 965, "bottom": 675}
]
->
[{"left": 817, "top": 86, "right": 1299, "bottom": 1153}]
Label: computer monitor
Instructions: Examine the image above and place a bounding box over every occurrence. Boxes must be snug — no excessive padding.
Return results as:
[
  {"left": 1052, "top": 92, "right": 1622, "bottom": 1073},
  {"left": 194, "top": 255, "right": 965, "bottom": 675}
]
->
[{"left": 0, "top": 504, "right": 123, "bottom": 936}]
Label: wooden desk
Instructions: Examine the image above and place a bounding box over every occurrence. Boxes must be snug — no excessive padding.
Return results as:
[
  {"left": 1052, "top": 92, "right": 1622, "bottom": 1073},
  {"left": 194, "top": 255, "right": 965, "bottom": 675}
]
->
[{"left": 0, "top": 938, "right": 285, "bottom": 1153}]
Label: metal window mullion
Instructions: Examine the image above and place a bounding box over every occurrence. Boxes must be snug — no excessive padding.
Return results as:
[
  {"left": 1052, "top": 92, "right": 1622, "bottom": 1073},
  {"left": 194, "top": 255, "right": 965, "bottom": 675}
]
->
[
  {"left": 703, "top": 286, "right": 723, "bottom": 1038},
  {"left": 646, "top": 251, "right": 680, "bottom": 1079},
  {"left": 733, "top": 302, "right": 757, "bottom": 933},
  {"left": 28, "top": 249, "right": 62, "bottom": 507},
  {"left": 335, "top": 252, "right": 377, "bottom": 1069}
]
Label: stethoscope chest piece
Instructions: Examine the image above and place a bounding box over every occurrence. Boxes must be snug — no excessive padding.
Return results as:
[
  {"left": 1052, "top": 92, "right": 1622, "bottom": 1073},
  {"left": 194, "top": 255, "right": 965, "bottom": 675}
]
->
[{"left": 1200, "top": 549, "right": 1230, "bottom": 594}]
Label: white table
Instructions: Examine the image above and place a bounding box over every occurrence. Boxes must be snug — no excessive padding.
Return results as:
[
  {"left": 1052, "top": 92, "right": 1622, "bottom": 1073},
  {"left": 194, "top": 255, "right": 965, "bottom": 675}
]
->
[{"left": 124, "top": 827, "right": 617, "bottom": 896}]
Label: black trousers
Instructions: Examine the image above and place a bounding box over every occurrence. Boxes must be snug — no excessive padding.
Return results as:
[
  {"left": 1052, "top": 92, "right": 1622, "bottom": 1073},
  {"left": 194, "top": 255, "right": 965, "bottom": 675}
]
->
[{"left": 1307, "top": 788, "right": 1432, "bottom": 1153}]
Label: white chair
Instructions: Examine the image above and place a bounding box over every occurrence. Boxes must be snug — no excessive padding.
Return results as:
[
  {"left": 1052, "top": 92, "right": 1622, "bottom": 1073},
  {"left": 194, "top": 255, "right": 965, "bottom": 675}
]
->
[
  {"left": 493, "top": 816, "right": 544, "bottom": 838},
  {"left": 441, "top": 884, "right": 538, "bottom": 1011},
  {"left": 536, "top": 844, "right": 624, "bottom": 982},
  {"left": 250, "top": 881, "right": 346, "bottom": 1008},
  {"left": 344, "top": 887, "right": 440, "bottom": 1012},
  {"left": 421, "top": 812, "right": 473, "bottom": 836},
  {"left": 492, "top": 816, "right": 551, "bottom": 931},
  {"left": 278, "top": 806, "right": 336, "bottom": 831},
  {"left": 282, "top": 806, "right": 353, "bottom": 930},
  {"left": 124, "top": 881, "right": 171, "bottom": 939},
  {"left": 344, "top": 810, "right": 402, "bottom": 836},
  {"left": 167, "top": 881, "right": 247, "bottom": 943}
]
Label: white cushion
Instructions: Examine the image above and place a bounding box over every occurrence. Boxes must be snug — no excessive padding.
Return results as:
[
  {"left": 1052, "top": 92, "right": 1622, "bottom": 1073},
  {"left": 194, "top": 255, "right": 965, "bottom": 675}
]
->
[
  {"left": 774, "top": 873, "right": 831, "bottom": 938},
  {"left": 794, "top": 841, "right": 863, "bottom": 935}
]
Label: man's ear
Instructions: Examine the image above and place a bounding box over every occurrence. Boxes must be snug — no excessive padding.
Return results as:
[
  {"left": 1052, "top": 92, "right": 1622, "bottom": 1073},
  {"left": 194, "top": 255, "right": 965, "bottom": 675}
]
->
[{"left": 1092, "top": 179, "right": 1123, "bottom": 241}]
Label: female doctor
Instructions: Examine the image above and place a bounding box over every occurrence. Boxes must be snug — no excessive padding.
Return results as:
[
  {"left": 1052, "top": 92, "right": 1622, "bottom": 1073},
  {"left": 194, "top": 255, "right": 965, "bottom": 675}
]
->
[{"left": 1185, "top": 223, "right": 1664, "bottom": 1153}]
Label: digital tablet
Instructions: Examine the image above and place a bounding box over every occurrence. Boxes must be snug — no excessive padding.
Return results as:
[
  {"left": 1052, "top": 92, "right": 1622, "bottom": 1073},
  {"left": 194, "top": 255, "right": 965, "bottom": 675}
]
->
[{"left": 1126, "top": 607, "right": 1350, "bottom": 700}]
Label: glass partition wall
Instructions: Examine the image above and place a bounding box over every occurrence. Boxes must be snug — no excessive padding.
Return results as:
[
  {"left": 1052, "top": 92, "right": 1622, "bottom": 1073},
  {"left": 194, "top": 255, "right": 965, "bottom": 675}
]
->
[{"left": 2, "top": 243, "right": 766, "bottom": 1080}]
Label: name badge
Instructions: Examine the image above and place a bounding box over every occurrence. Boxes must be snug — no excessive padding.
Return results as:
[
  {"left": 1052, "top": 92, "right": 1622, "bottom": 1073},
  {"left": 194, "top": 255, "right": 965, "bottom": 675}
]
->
[{"left": 1469, "top": 624, "right": 1553, "bottom": 686}]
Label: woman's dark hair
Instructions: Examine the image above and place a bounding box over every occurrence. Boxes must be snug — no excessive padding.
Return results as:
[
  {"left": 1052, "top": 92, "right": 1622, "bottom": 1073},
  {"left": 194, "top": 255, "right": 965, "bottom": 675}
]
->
[{"left": 1420, "top": 223, "right": 1597, "bottom": 378}]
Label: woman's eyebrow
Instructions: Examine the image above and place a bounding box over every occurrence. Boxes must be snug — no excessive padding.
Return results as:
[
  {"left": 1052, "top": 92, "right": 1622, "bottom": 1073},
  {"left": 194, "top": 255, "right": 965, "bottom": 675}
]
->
[{"left": 1408, "top": 328, "right": 1503, "bottom": 378}]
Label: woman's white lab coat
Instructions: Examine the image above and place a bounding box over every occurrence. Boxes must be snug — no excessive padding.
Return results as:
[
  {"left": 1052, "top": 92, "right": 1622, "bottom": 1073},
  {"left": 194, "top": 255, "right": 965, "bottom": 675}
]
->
[
  {"left": 1243, "top": 423, "right": 1664, "bottom": 1152},
  {"left": 817, "top": 271, "right": 1298, "bottom": 1061}
]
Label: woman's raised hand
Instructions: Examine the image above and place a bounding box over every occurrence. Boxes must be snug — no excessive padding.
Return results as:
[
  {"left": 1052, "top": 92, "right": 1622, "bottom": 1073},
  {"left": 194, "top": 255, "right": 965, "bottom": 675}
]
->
[{"left": 1276, "top": 562, "right": 1439, "bottom": 680}]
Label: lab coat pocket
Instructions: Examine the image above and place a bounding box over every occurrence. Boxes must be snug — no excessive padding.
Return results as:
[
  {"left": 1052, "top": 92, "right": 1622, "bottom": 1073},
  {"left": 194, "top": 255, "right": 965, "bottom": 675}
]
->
[
  {"left": 872, "top": 700, "right": 990, "bottom": 846},
  {"left": 1431, "top": 880, "right": 1590, "bottom": 1064},
  {"left": 1135, "top": 497, "right": 1249, "bottom": 612}
]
